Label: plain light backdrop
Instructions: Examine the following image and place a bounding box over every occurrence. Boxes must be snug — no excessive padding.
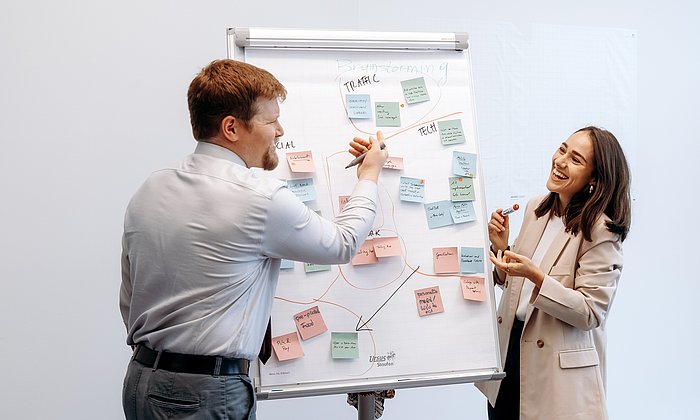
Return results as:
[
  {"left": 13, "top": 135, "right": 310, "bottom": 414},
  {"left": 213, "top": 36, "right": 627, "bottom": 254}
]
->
[{"left": 1, "top": 1, "right": 697, "bottom": 419}]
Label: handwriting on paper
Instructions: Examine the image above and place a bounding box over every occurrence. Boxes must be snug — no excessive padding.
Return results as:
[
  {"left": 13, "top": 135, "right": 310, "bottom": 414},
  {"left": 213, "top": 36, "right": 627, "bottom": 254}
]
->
[
  {"left": 438, "top": 119, "right": 466, "bottom": 145},
  {"left": 449, "top": 176, "right": 475, "bottom": 202},
  {"left": 433, "top": 247, "right": 460, "bottom": 273},
  {"left": 373, "top": 236, "right": 402, "bottom": 258},
  {"left": 452, "top": 151, "right": 477, "bottom": 177},
  {"left": 401, "top": 77, "right": 430, "bottom": 104},
  {"left": 414, "top": 286, "right": 445, "bottom": 316},
  {"left": 272, "top": 332, "right": 304, "bottom": 361},
  {"left": 331, "top": 332, "right": 359, "bottom": 359},
  {"left": 293, "top": 306, "right": 328, "bottom": 340},
  {"left": 286, "top": 150, "right": 316, "bottom": 173},
  {"left": 460, "top": 247, "right": 485, "bottom": 274},
  {"left": 383, "top": 156, "right": 404, "bottom": 170},
  {"left": 450, "top": 201, "right": 476, "bottom": 224},
  {"left": 400, "top": 176, "right": 425, "bottom": 202},
  {"left": 345, "top": 94, "right": 372, "bottom": 119},
  {"left": 424, "top": 200, "right": 454, "bottom": 229},
  {"left": 461, "top": 276, "right": 486, "bottom": 302},
  {"left": 375, "top": 102, "right": 401, "bottom": 127},
  {"left": 352, "top": 239, "right": 379, "bottom": 265},
  {"left": 287, "top": 178, "right": 316, "bottom": 202}
]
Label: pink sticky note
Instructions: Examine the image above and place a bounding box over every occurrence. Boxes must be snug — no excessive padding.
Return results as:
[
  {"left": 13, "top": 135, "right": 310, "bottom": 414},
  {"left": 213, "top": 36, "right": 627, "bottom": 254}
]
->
[
  {"left": 373, "top": 237, "right": 402, "bottom": 258},
  {"left": 352, "top": 239, "right": 379, "bottom": 265},
  {"left": 339, "top": 195, "right": 350, "bottom": 212},
  {"left": 293, "top": 306, "right": 328, "bottom": 340},
  {"left": 433, "top": 247, "right": 460, "bottom": 273},
  {"left": 383, "top": 156, "right": 404, "bottom": 170},
  {"left": 414, "top": 286, "right": 445, "bottom": 317},
  {"left": 461, "top": 276, "right": 486, "bottom": 302},
  {"left": 286, "top": 151, "right": 316, "bottom": 173},
  {"left": 272, "top": 331, "right": 305, "bottom": 361}
]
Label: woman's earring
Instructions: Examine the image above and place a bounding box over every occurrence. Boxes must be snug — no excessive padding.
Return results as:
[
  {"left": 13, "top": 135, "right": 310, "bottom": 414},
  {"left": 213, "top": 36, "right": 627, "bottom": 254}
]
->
[{"left": 589, "top": 184, "right": 594, "bottom": 194}]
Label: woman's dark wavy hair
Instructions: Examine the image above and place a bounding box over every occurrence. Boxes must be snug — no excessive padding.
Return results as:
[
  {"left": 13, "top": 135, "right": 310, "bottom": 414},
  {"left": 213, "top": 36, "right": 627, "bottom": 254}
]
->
[{"left": 535, "top": 126, "right": 631, "bottom": 242}]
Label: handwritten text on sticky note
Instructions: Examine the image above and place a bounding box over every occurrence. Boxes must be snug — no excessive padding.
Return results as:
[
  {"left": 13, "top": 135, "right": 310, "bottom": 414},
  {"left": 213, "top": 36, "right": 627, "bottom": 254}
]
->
[
  {"left": 272, "top": 332, "right": 304, "bottom": 361},
  {"left": 294, "top": 306, "right": 328, "bottom": 340},
  {"left": 331, "top": 332, "right": 359, "bottom": 359},
  {"left": 352, "top": 239, "right": 379, "bottom": 266},
  {"left": 286, "top": 151, "right": 316, "bottom": 173},
  {"left": 373, "top": 236, "right": 402, "bottom": 258},
  {"left": 461, "top": 276, "right": 486, "bottom": 301},
  {"left": 414, "top": 286, "right": 445, "bottom": 317},
  {"left": 460, "top": 247, "right": 485, "bottom": 274}
]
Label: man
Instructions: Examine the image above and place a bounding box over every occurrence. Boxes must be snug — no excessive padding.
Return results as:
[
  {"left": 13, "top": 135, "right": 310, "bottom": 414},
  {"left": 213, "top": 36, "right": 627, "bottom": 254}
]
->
[{"left": 120, "top": 59, "right": 387, "bottom": 419}]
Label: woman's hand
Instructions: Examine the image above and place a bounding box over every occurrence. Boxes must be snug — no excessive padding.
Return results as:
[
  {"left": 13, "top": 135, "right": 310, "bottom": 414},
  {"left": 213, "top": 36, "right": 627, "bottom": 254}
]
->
[
  {"left": 489, "top": 249, "right": 545, "bottom": 288},
  {"left": 488, "top": 209, "right": 510, "bottom": 253}
]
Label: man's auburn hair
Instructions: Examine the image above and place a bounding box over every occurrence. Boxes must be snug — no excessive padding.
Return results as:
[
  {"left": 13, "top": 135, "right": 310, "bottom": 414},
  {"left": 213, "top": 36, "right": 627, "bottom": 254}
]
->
[{"left": 187, "top": 59, "right": 287, "bottom": 140}]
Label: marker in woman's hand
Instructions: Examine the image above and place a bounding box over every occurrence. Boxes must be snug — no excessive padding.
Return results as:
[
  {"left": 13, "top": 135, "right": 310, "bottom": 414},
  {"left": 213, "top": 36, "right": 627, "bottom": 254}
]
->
[{"left": 501, "top": 204, "right": 520, "bottom": 216}]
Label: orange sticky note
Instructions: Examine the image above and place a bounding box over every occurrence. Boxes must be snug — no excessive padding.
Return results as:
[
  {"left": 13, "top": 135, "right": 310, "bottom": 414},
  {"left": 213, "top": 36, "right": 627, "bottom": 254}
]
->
[
  {"left": 338, "top": 195, "right": 350, "bottom": 212},
  {"left": 414, "top": 286, "right": 445, "bottom": 316},
  {"left": 352, "top": 239, "right": 378, "bottom": 265},
  {"left": 293, "top": 306, "right": 328, "bottom": 340},
  {"left": 433, "top": 247, "right": 460, "bottom": 273},
  {"left": 286, "top": 150, "right": 316, "bottom": 173},
  {"left": 373, "top": 237, "right": 402, "bottom": 258},
  {"left": 461, "top": 276, "right": 486, "bottom": 302},
  {"left": 272, "top": 331, "right": 305, "bottom": 361},
  {"left": 383, "top": 156, "right": 404, "bottom": 170}
]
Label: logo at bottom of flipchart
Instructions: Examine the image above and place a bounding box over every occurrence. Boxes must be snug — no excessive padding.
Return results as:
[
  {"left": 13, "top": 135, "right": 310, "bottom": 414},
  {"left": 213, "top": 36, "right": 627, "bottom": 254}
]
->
[{"left": 369, "top": 351, "right": 396, "bottom": 367}]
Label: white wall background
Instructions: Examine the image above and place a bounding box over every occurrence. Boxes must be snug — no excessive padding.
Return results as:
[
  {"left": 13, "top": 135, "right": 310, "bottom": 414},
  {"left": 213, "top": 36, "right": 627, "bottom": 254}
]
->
[{"left": 1, "top": 1, "right": 697, "bottom": 419}]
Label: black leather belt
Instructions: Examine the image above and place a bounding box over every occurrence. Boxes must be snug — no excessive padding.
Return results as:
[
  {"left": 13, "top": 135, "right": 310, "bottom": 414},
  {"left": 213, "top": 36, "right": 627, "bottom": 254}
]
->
[{"left": 133, "top": 344, "right": 250, "bottom": 376}]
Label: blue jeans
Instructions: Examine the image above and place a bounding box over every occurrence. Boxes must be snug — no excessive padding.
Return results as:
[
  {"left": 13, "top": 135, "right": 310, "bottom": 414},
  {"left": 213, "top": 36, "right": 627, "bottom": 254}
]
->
[{"left": 122, "top": 359, "right": 256, "bottom": 419}]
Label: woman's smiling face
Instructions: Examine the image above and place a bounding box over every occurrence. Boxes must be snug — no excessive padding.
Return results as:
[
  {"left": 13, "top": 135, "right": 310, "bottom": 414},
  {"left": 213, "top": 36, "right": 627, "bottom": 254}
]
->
[{"left": 546, "top": 131, "right": 596, "bottom": 208}]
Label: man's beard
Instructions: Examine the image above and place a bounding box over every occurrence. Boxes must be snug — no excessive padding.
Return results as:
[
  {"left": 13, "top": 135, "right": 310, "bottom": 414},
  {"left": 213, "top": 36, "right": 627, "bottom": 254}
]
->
[{"left": 262, "top": 144, "right": 279, "bottom": 171}]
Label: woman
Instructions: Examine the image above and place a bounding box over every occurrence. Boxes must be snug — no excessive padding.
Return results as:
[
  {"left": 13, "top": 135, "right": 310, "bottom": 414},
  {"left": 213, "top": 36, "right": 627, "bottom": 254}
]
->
[{"left": 476, "top": 126, "right": 631, "bottom": 420}]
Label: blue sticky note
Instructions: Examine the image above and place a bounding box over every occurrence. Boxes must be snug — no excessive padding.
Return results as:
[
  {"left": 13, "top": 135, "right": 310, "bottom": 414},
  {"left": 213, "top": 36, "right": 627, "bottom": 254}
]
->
[
  {"left": 304, "top": 263, "right": 331, "bottom": 273},
  {"left": 375, "top": 102, "right": 401, "bottom": 127},
  {"left": 400, "top": 176, "right": 425, "bottom": 203},
  {"left": 449, "top": 176, "right": 475, "bottom": 202},
  {"left": 346, "top": 94, "right": 372, "bottom": 119},
  {"left": 450, "top": 202, "right": 477, "bottom": 224},
  {"left": 280, "top": 259, "right": 295, "bottom": 270},
  {"left": 287, "top": 178, "right": 316, "bottom": 202},
  {"left": 460, "top": 247, "right": 485, "bottom": 274},
  {"left": 401, "top": 77, "right": 430, "bottom": 104},
  {"left": 424, "top": 200, "right": 455, "bottom": 229},
  {"left": 452, "top": 151, "right": 477, "bottom": 177},
  {"left": 438, "top": 119, "right": 466, "bottom": 145}
]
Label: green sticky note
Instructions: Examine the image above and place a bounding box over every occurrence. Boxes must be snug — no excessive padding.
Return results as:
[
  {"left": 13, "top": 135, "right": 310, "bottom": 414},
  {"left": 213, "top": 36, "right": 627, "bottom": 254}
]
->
[
  {"left": 438, "top": 119, "right": 466, "bottom": 145},
  {"left": 375, "top": 102, "right": 401, "bottom": 127},
  {"left": 449, "top": 176, "right": 475, "bottom": 202},
  {"left": 304, "top": 263, "right": 331, "bottom": 273},
  {"left": 401, "top": 77, "right": 430, "bottom": 104},
  {"left": 331, "top": 332, "right": 359, "bottom": 359}
]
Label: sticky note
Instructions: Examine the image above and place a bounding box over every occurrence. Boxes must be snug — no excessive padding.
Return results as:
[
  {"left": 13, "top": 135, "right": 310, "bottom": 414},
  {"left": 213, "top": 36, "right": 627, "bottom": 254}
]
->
[
  {"left": 338, "top": 195, "right": 350, "bottom": 212},
  {"left": 280, "top": 259, "right": 295, "bottom": 269},
  {"left": 293, "top": 306, "right": 328, "bottom": 340},
  {"left": 287, "top": 178, "right": 316, "bottom": 202},
  {"left": 400, "top": 176, "right": 425, "bottom": 203},
  {"left": 414, "top": 286, "right": 445, "bottom": 317},
  {"left": 383, "top": 156, "right": 404, "bottom": 170},
  {"left": 373, "top": 237, "right": 402, "bottom": 258},
  {"left": 424, "top": 200, "right": 454, "bottom": 229},
  {"left": 375, "top": 102, "right": 401, "bottom": 127},
  {"left": 331, "top": 332, "right": 359, "bottom": 359},
  {"left": 433, "top": 247, "right": 460, "bottom": 273},
  {"left": 449, "top": 176, "right": 475, "bottom": 202},
  {"left": 401, "top": 77, "right": 430, "bottom": 104},
  {"left": 346, "top": 94, "right": 372, "bottom": 119},
  {"left": 286, "top": 151, "right": 316, "bottom": 173},
  {"left": 453, "top": 151, "right": 477, "bottom": 177},
  {"left": 461, "top": 276, "right": 486, "bottom": 302},
  {"left": 304, "top": 263, "right": 331, "bottom": 273},
  {"left": 438, "top": 119, "right": 466, "bottom": 145},
  {"left": 450, "top": 202, "right": 477, "bottom": 224},
  {"left": 352, "top": 239, "right": 379, "bottom": 265},
  {"left": 460, "top": 247, "right": 486, "bottom": 274},
  {"left": 272, "top": 332, "right": 304, "bottom": 361}
]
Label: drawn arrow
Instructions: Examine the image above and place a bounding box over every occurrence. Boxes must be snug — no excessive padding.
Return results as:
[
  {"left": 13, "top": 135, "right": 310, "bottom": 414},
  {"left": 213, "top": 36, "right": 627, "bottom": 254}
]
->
[{"left": 355, "top": 265, "right": 420, "bottom": 332}]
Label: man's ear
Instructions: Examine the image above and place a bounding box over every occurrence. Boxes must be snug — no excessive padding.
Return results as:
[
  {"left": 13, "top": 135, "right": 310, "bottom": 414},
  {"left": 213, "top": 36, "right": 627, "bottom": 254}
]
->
[{"left": 220, "top": 116, "right": 238, "bottom": 143}]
